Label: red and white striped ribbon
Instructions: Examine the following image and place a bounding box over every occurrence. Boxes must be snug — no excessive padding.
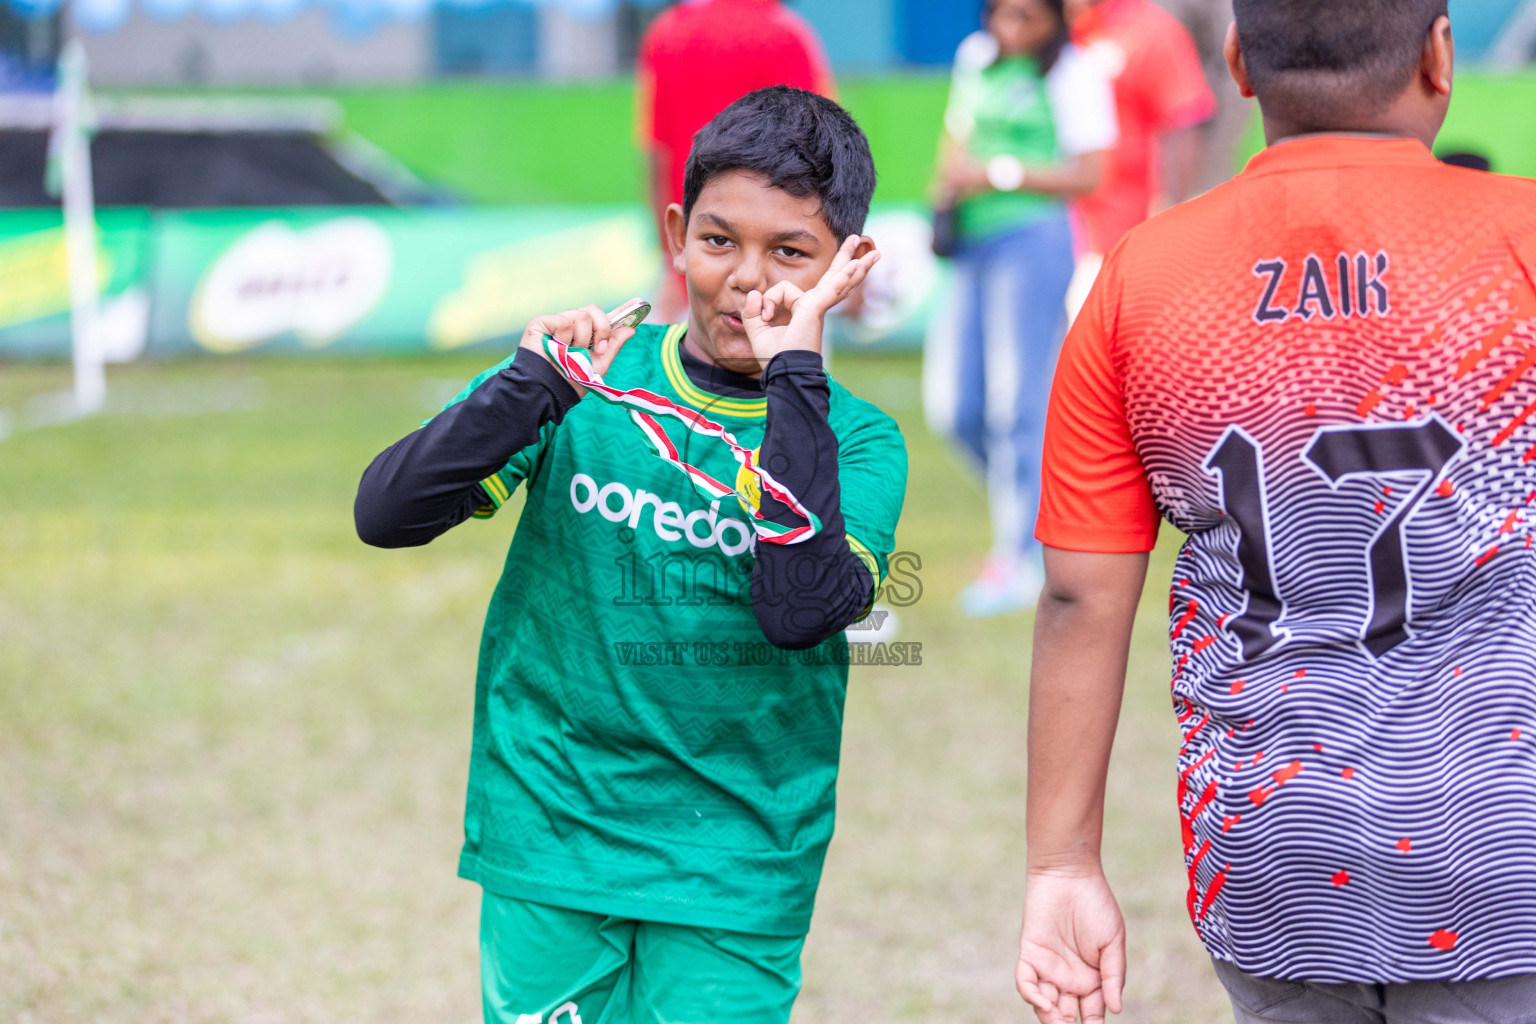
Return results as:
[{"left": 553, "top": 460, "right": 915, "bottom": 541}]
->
[{"left": 540, "top": 335, "right": 820, "bottom": 545}]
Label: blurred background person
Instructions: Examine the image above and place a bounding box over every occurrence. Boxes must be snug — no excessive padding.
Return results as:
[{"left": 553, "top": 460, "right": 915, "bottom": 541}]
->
[
  {"left": 1157, "top": 0, "right": 1262, "bottom": 194},
  {"left": 636, "top": 0, "right": 835, "bottom": 322},
  {"left": 1063, "top": 0, "right": 1216, "bottom": 316},
  {"left": 923, "top": 0, "right": 1116, "bottom": 618}
]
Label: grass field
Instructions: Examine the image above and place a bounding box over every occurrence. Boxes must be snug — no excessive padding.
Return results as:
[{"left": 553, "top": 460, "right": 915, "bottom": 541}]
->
[{"left": 0, "top": 354, "right": 1234, "bottom": 1023}]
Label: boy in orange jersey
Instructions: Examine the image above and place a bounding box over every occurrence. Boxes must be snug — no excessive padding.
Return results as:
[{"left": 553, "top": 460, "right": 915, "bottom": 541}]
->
[{"left": 1015, "top": 1, "right": 1536, "bottom": 1021}]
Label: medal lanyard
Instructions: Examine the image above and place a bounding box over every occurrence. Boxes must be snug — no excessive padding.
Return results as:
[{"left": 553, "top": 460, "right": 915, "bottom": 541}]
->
[{"left": 538, "top": 334, "right": 821, "bottom": 546}]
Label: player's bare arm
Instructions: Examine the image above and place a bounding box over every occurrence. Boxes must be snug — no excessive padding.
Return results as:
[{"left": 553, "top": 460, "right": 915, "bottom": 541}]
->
[{"left": 1018, "top": 547, "right": 1146, "bottom": 1024}]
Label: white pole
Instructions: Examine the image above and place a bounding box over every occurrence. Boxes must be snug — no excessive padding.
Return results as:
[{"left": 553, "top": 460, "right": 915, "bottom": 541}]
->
[{"left": 54, "top": 40, "right": 104, "bottom": 414}]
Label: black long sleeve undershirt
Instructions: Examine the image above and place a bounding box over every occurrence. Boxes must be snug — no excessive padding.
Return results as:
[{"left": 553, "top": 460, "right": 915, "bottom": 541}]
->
[
  {"left": 749, "top": 350, "right": 874, "bottom": 650},
  {"left": 354, "top": 341, "right": 874, "bottom": 649},
  {"left": 354, "top": 347, "right": 578, "bottom": 548}
]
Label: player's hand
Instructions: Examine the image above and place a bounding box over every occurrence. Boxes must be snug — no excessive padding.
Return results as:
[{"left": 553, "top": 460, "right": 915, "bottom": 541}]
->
[
  {"left": 518, "top": 300, "right": 642, "bottom": 399},
  {"left": 740, "top": 236, "right": 880, "bottom": 367},
  {"left": 1016, "top": 867, "right": 1126, "bottom": 1024}
]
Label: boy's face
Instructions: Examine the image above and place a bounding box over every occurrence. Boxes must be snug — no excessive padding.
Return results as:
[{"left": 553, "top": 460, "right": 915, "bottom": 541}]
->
[{"left": 664, "top": 170, "right": 863, "bottom": 377}]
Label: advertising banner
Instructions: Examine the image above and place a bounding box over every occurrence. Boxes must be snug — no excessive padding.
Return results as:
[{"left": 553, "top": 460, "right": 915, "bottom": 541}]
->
[
  {"left": 0, "top": 208, "right": 151, "bottom": 360},
  {"left": 150, "top": 205, "right": 660, "bottom": 357},
  {"left": 0, "top": 203, "right": 936, "bottom": 360}
]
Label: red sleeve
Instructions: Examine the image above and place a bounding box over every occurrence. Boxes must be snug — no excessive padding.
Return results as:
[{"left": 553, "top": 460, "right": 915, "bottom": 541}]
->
[
  {"left": 1144, "top": 14, "right": 1216, "bottom": 132},
  {"left": 1035, "top": 248, "right": 1161, "bottom": 553}
]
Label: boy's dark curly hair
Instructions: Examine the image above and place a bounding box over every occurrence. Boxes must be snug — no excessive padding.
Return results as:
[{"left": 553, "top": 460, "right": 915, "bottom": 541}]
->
[{"left": 682, "top": 86, "right": 877, "bottom": 243}]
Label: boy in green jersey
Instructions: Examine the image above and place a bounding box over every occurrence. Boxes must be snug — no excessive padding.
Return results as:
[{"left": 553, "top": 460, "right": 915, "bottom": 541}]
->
[{"left": 356, "top": 87, "right": 907, "bottom": 1023}]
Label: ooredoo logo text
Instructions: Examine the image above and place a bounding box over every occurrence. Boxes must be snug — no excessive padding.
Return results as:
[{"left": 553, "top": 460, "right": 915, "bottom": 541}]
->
[{"left": 569, "top": 473, "right": 755, "bottom": 557}]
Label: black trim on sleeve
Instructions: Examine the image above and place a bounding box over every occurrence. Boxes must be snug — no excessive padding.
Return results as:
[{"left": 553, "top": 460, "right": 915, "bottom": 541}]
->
[
  {"left": 354, "top": 347, "right": 579, "bottom": 548},
  {"left": 751, "top": 350, "right": 876, "bottom": 650}
]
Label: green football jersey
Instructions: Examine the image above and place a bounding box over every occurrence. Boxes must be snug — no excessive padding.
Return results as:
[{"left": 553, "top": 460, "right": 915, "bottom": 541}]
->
[{"left": 447, "top": 323, "right": 907, "bottom": 937}]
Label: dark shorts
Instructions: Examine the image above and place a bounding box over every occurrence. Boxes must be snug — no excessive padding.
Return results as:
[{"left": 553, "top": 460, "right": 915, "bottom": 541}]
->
[{"left": 1214, "top": 958, "right": 1536, "bottom": 1024}]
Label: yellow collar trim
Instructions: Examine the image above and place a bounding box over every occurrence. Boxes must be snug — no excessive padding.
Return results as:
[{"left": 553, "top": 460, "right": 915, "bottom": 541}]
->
[{"left": 661, "top": 323, "right": 768, "bottom": 419}]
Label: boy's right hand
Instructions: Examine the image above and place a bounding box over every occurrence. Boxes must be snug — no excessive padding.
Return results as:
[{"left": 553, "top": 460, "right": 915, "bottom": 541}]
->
[
  {"left": 518, "top": 300, "right": 642, "bottom": 399},
  {"left": 740, "top": 236, "right": 879, "bottom": 365},
  {"left": 1017, "top": 867, "right": 1126, "bottom": 1024}
]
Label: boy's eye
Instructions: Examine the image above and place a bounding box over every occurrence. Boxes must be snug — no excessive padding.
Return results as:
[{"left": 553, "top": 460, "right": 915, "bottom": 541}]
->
[
  {"left": 774, "top": 246, "right": 806, "bottom": 259},
  {"left": 702, "top": 235, "right": 732, "bottom": 247}
]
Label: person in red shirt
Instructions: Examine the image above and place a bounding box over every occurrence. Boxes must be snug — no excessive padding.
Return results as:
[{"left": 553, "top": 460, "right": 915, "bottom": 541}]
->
[
  {"left": 1064, "top": 0, "right": 1216, "bottom": 315},
  {"left": 637, "top": 0, "right": 836, "bottom": 320}
]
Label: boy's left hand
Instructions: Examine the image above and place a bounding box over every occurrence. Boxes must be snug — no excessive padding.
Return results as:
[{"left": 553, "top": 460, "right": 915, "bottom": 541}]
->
[{"left": 740, "top": 235, "right": 880, "bottom": 366}]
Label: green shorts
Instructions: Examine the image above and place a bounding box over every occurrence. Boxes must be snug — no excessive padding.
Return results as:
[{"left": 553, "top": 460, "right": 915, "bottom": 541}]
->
[{"left": 479, "top": 890, "right": 807, "bottom": 1024}]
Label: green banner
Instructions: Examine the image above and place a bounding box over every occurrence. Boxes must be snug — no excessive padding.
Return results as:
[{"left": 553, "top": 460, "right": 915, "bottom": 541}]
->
[
  {"left": 0, "top": 203, "right": 934, "bottom": 360},
  {"left": 0, "top": 208, "right": 151, "bottom": 360},
  {"left": 150, "top": 205, "right": 660, "bottom": 357}
]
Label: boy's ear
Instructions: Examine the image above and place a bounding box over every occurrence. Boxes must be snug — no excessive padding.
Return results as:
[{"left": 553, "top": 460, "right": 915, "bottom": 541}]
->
[
  {"left": 852, "top": 235, "right": 876, "bottom": 259},
  {"left": 1422, "top": 15, "right": 1453, "bottom": 97},
  {"left": 664, "top": 203, "right": 688, "bottom": 274},
  {"left": 1224, "top": 21, "right": 1255, "bottom": 100}
]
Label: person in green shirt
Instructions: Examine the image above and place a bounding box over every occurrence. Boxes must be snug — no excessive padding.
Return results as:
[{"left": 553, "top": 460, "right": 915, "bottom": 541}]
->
[
  {"left": 356, "top": 86, "right": 907, "bottom": 1024},
  {"left": 925, "top": 0, "right": 1118, "bottom": 617}
]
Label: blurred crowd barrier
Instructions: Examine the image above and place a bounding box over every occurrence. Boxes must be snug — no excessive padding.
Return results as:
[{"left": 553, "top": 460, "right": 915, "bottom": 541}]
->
[
  {"left": 0, "top": 0, "right": 1525, "bottom": 92},
  {"left": 0, "top": 0, "right": 1008, "bottom": 86}
]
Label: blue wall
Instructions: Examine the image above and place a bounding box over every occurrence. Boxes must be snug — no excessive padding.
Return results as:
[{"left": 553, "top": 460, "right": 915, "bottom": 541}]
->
[
  {"left": 433, "top": 4, "right": 539, "bottom": 75},
  {"left": 896, "top": 0, "right": 982, "bottom": 66},
  {"left": 797, "top": 0, "right": 897, "bottom": 72},
  {"left": 799, "top": 0, "right": 982, "bottom": 70},
  {"left": 1450, "top": 0, "right": 1525, "bottom": 56}
]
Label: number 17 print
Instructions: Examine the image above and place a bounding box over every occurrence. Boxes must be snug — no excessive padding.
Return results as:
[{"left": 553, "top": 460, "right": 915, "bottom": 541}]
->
[{"left": 1203, "top": 417, "right": 1465, "bottom": 660}]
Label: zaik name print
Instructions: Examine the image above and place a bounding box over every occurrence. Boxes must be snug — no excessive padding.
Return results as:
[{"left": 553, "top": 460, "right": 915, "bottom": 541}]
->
[{"left": 1252, "top": 251, "right": 1391, "bottom": 325}]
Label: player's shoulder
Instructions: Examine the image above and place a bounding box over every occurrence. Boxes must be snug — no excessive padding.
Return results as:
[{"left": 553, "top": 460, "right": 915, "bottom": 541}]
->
[
  {"left": 631, "top": 321, "right": 676, "bottom": 345},
  {"left": 1440, "top": 165, "right": 1536, "bottom": 217},
  {"left": 826, "top": 376, "right": 907, "bottom": 452},
  {"left": 1088, "top": 174, "right": 1253, "bottom": 310},
  {"left": 608, "top": 321, "right": 674, "bottom": 376},
  {"left": 1436, "top": 167, "right": 1536, "bottom": 251},
  {"left": 1109, "top": 175, "right": 1235, "bottom": 264},
  {"left": 1104, "top": 152, "right": 1536, "bottom": 303}
]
